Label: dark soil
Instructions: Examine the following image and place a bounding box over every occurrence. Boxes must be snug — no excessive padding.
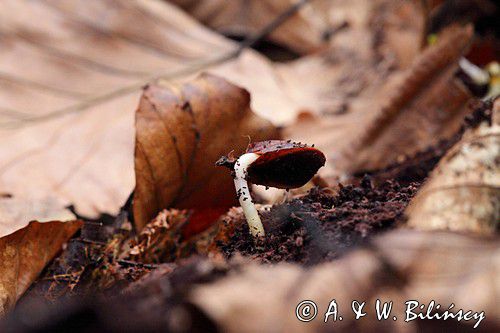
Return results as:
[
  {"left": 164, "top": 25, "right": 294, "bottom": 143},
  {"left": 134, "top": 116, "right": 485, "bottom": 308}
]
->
[
  {"left": 218, "top": 177, "right": 419, "bottom": 265},
  {"left": 4, "top": 258, "right": 223, "bottom": 333}
]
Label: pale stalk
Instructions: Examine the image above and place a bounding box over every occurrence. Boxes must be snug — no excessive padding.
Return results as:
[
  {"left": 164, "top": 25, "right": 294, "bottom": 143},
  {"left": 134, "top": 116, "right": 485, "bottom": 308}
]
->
[{"left": 233, "top": 153, "right": 265, "bottom": 238}]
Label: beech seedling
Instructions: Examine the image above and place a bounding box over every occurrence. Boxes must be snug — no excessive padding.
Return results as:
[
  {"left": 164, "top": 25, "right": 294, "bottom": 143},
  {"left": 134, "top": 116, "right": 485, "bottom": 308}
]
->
[{"left": 217, "top": 140, "right": 326, "bottom": 238}]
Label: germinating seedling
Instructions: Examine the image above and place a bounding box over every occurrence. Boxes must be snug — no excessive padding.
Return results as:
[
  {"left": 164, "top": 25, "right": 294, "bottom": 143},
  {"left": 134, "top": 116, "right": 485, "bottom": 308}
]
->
[
  {"left": 233, "top": 152, "right": 264, "bottom": 237},
  {"left": 217, "top": 140, "right": 326, "bottom": 239}
]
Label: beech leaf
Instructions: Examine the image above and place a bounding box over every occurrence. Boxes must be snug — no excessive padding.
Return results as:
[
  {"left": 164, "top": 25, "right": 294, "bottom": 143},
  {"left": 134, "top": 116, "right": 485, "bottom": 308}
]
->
[
  {"left": 0, "top": 196, "right": 75, "bottom": 238},
  {"left": 286, "top": 25, "right": 474, "bottom": 179},
  {"left": 0, "top": 196, "right": 80, "bottom": 315},
  {"left": 0, "top": 0, "right": 424, "bottom": 218},
  {"left": 133, "top": 74, "right": 279, "bottom": 230},
  {"left": 169, "top": 0, "right": 330, "bottom": 54},
  {"left": 0, "top": 0, "right": 286, "bottom": 219}
]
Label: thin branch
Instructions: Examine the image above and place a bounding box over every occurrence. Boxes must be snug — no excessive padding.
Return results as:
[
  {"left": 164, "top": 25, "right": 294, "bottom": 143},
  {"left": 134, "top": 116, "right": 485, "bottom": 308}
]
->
[
  {"left": 0, "top": 0, "right": 310, "bottom": 129},
  {"left": 117, "top": 259, "right": 158, "bottom": 269}
]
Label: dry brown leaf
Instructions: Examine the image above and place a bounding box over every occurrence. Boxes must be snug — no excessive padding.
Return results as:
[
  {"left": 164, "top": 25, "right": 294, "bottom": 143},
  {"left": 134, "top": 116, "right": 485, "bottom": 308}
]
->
[
  {"left": 0, "top": 219, "right": 82, "bottom": 315},
  {"left": 133, "top": 74, "right": 279, "bottom": 230},
  {"left": 406, "top": 99, "right": 499, "bottom": 234},
  {"left": 0, "top": 0, "right": 424, "bottom": 220},
  {"left": 0, "top": 0, "right": 279, "bottom": 220},
  {"left": 0, "top": 195, "right": 78, "bottom": 313},
  {"left": 0, "top": 196, "right": 75, "bottom": 238},
  {"left": 191, "top": 230, "right": 500, "bottom": 332},
  {"left": 170, "top": 0, "right": 426, "bottom": 60},
  {"left": 271, "top": 0, "right": 425, "bottom": 117},
  {"left": 344, "top": 25, "right": 474, "bottom": 173},
  {"left": 286, "top": 25, "right": 474, "bottom": 180},
  {"left": 169, "top": 0, "right": 330, "bottom": 54}
]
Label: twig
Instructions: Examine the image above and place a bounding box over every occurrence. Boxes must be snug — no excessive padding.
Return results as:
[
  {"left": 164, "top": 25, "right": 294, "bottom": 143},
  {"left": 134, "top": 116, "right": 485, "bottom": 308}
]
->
[
  {"left": 117, "top": 259, "right": 158, "bottom": 269},
  {"left": 0, "top": 0, "right": 310, "bottom": 129}
]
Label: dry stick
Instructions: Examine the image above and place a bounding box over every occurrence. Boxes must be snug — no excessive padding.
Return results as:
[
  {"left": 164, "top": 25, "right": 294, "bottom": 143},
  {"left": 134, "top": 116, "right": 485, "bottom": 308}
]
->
[
  {"left": 117, "top": 259, "right": 158, "bottom": 270},
  {"left": 0, "top": 0, "right": 311, "bottom": 129}
]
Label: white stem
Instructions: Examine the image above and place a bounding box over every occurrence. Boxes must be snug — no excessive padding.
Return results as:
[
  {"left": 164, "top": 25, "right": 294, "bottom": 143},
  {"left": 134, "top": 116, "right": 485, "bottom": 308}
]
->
[
  {"left": 459, "top": 58, "right": 489, "bottom": 85},
  {"left": 234, "top": 153, "right": 265, "bottom": 238}
]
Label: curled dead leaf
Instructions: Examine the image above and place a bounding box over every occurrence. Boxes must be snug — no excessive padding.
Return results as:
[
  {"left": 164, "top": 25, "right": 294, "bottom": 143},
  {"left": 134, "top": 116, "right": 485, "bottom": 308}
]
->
[
  {"left": 344, "top": 25, "right": 475, "bottom": 173},
  {"left": 133, "top": 74, "right": 279, "bottom": 230},
  {"left": 287, "top": 24, "right": 474, "bottom": 181},
  {"left": 0, "top": 219, "right": 82, "bottom": 315},
  {"left": 406, "top": 99, "right": 499, "bottom": 234}
]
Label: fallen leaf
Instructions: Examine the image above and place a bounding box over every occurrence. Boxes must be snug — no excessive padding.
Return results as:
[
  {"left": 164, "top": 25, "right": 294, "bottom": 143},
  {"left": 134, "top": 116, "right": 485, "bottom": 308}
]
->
[
  {"left": 0, "top": 0, "right": 425, "bottom": 221},
  {"left": 169, "top": 0, "right": 330, "bottom": 54},
  {"left": 133, "top": 74, "right": 279, "bottom": 230},
  {"left": 191, "top": 229, "right": 500, "bottom": 332},
  {"left": 0, "top": 196, "right": 75, "bottom": 238},
  {"left": 0, "top": 0, "right": 278, "bottom": 219},
  {"left": 0, "top": 219, "right": 82, "bottom": 315},
  {"left": 171, "top": 0, "right": 427, "bottom": 63},
  {"left": 286, "top": 25, "right": 474, "bottom": 180},
  {"left": 344, "top": 25, "right": 474, "bottom": 173},
  {"left": 0, "top": 196, "right": 79, "bottom": 314},
  {"left": 264, "top": 0, "right": 425, "bottom": 119},
  {"left": 406, "top": 99, "right": 499, "bottom": 234}
]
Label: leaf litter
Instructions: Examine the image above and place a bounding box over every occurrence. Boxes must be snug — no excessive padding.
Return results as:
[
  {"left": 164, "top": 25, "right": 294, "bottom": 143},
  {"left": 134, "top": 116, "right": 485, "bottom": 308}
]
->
[{"left": 0, "top": 0, "right": 499, "bottom": 331}]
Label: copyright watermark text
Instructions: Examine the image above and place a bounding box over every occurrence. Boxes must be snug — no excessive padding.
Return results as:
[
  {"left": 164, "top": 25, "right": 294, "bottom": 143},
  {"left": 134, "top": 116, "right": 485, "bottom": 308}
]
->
[{"left": 295, "top": 299, "right": 485, "bottom": 329}]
